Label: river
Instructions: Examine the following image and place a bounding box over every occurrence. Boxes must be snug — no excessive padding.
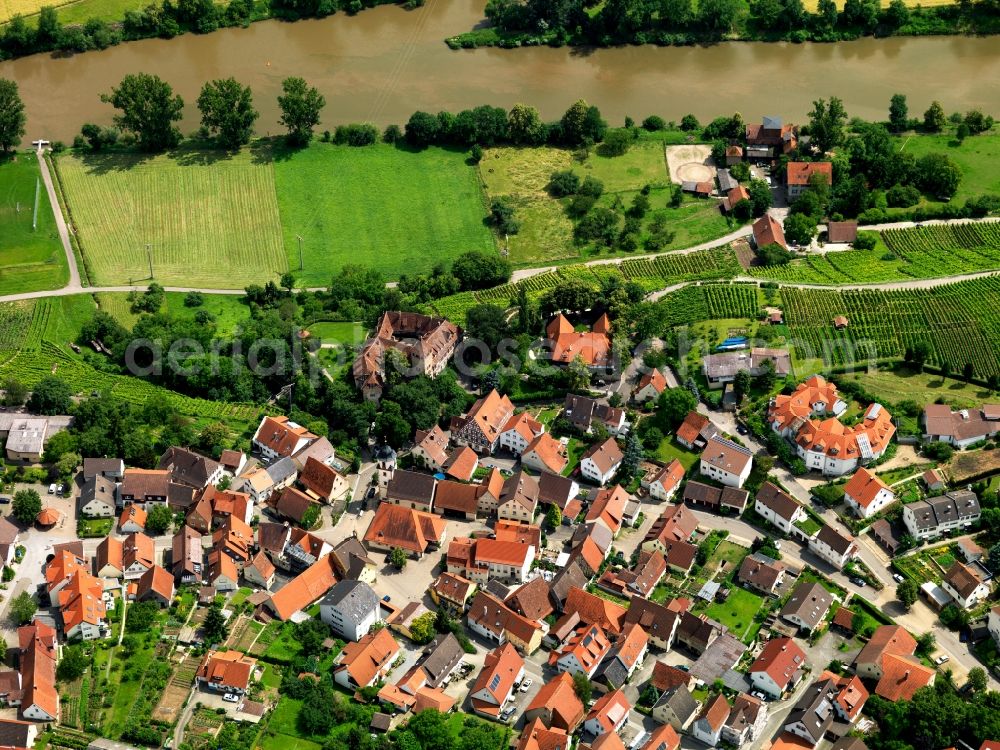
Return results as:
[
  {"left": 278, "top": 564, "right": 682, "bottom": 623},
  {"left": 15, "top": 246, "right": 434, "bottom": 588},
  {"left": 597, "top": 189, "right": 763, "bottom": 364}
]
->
[{"left": 3, "top": 0, "right": 1000, "bottom": 142}]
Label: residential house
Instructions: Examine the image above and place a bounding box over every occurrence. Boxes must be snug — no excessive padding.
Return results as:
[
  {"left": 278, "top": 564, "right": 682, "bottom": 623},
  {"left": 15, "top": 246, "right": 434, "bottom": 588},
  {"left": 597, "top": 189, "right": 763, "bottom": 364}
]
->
[
  {"left": 569, "top": 522, "right": 614, "bottom": 578},
  {"left": 499, "top": 412, "right": 545, "bottom": 455},
  {"left": 786, "top": 162, "right": 833, "bottom": 201},
  {"left": 844, "top": 468, "right": 895, "bottom": 519},
  {"left": 320, "top": 579, "right": 380, "bottom": 641},
  {"left": 13, "top": 621, "right": 59, "bottom": 722},
  {"left": 580, "top": 438, "right": 624, "bottom": 486},
  {"left": 634, "top": 369, "right": 668, "bottom": 403},
  {"left": 265, "top": 553, "right": 339, "bottom": 621},
  {"left": 737, "top": 553, "right": 785, "bottom": 596},
  {"left": 524, "top": 672, "right": 585, "bottom": 732},
  {"left": 587, "top": 485, "right": 629, "bottom": 537},
  {"left": 583, "top": 689, "right": 631, "bottom": 737},
  {"left": 538, "top": 473, "right": 581, "bottom": 511},
  {"left": 0, "top": 719, "right": 36, "bottom": 749},
  {"left": 702, "top": 348, "right": 792, "bottom": 390},
  {"left": 212, "top": 515, "right": 254, "bottom": 567},
  {"left": 550, "top": 623, "right": 612, "bottom": 677},
  {"left": 651, "top": 685, "right": 699, "bottom": 732},
  {"left": 363, "top": 503, "right": 447, "bottom": 558},
  {"left": 755, "top": 482, "right": 805, "bottom": 533},
  {"left": 643, "top": 504, "right": 699, "bottom": 551},
  {"left": 521, "top": 433, "right": 569, "bottom": 475},
  {"left": 752, "top": 214, "right": 787, "bottom": 251},
  {"left": 219, "top": 449, "right": 248, "bottom": 476},
  {"left": 722, "top": 694, "right": 767, "bottom": 747},
  {"left": 119, "top": 468, "right": 185, "bottom": 509},
  {"left": 674, "top": 611, "right": 723, "bottom": 655},
  {"left": 783, "top": 678, "right": 843, "bottom": 746},
  {"left": 622, "top": 597, "right": 680, "bottom": 651},
  {"left": 941, "top": 561, "right": 991, "bottom": 609},
  {"left": 452, "top": 390, "right": 516, "bottom": 454},
  {"left": 746, "top": 116, "right": 798, "bottom": 158},
  {"left": 467, "top": 591, "right": 543, "bottom": 654},
  {"left": 94, "top": 536, "right": 123, "bottom": 579},
  {"left": 429, "top": 572, "right": 475, "bottom": 612},
  {"left": 902, "top": 490, "right": 981, "bottom": 540},
  {"left": 433, "top": 480, "right": 484, "bottom": 520},
  {"left": 45, "top": 549, "right": 88, "bottom": 598},
  {"left": 197, "top": 650, "right": 257, "bottom": 694},
  {"left": 872, "top": 652, "right": 935, "bottom": 701},
  {"left": 271, "top": 486, "right": 317, "bottom": 526},
  {"left": 853, "top": 625, "right": 918, "bottom": 680},
  {"left": 691, "top": 694, "right": 730, "bottom": 747},
  {"left": 550, "top": 562, "right": 590, "bottom": 612},
  {"left": 251, "top": 415, "right": 317, "bottom": 462},
  {"left": 769, "top": 377, "right": 894, "bottom": 476},
  {"left": 136, "top": 565, "right": 174, "bottom": 607},
  {"left": 595, "top": 621, "right": 648, "bottom": 687},
  {"left": 506, "top": 578, "right": 554, "bottom": 623},
  {"left": 699, "top": 436, "right": 753, "bottom": 488},
  {"left": 334, "top": 629, "right": 399, "bottom": 690},
  {"left": 780, "top": 582, "right": 834, "bottom": 632},
  {"left": 517, "top": 720, "right": 570, "bottom": 750},
  {"left": 563, "top": 394, "right": 627, "bottom": 435},
  {"left": 412, "top": 425, "right": 450, "bottom": 470},
  {"left": 988, "top": 605, "right": 1000, "bottom": 649},
  {"left": 3, "top": 417, "right": 47, "bottom": 462},
  {"left": 497, "top": 471, "right": 540, "bottom": 523},
  {"left": 598, "top": 550, "right": 666, "bottom": 600},
  {"left": 299, "top": 456, "right": 349, "bottom": 503},
  {"left": 118, "top": 504, "right": 146, "bottom": 534},
  {"left": 83, "top": 458, "right": 124, "bottom": 481},
  {"left": 0, "top": 517, "right": 17, "bottom": 568},
  {"left": 442, "top": 447, "right": 477, "bottom": 482},
  {"left": 158, "top": 446, "right": 223, "bottom": 490},
  {"left": 122, "top": 532, "right": 155, "bottom": 580},
  {"left": 646, "top": 460, "right": 685, "bottom": 503},
  {"left": 58, "top": 571, "right": 107, "bottom": 640},
  {"left": 79, "top": 475, "right": 117, "bottom": 518},
  {"left": 922, "top": 403, "right": 1000, "bottom": 449},
  {"left": 721, "top": 184, "right": 751, "bottom": 213},
  {"left": 809, "top": 525, "right": 858, "bottom": 570},
  {"left": 682, "top": 481, "right": 749, "bottom": 515},
  {"left": 469, "top": 642, "right": 524, "bottom": 719},
  {"left": 853, "top": 625, "right": 935, "bottom": 701},
  {"left": 675, "top": 412, "right": 719, "bottom": 451},
  {"left": 243, "top": 552, "right": 276, "bottom": 589},
  {"left": 206, "top": 550, "right": 239, "bottom": 592},
  {"left": 545, "top": 313, "right": 614, "bottom": 372},
  {"left": 749, "top": 638, "right": 806, "bottom": 699}
]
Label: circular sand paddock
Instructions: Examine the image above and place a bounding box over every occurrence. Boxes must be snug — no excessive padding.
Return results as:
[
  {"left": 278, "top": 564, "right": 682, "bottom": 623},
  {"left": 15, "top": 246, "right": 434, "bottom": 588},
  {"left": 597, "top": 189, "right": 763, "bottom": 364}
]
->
[{"left": 675, "top": 162, "right": 715, "bottom": 183}]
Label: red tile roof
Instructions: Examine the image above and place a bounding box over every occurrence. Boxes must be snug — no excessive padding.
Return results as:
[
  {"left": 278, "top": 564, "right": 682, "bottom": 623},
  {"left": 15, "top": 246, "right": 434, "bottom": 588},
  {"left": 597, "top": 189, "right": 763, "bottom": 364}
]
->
[
  {"left": 546, "top": 314, "right": 613, "bottom": 367},
  {"left": 787, "top": 161, "right": 833, "bottom": 187},
  {"left": 337, "top": 629, "right": 399, "bottom": 687},
  {"left": 843, "top": 467, "right": 892, "bottom": 509},
  {"left": 753, "top": 214, "right": 786, "bottom": 250},
  {"left": 526, "top": 672, "right": 585, "bottom": 731},
  {"left": 875, "top": 652, "right": 935, "bottom": 701},
  {"left": 750, "top": 637, "right": 806, "bottom": 691},
  {"left": 266, "top": 553, "right": 339, "bottom": 621},
  {"left": 197, "top": 649, "right": 257, "bottom": 692},
  {"left": 363, "top": 503, "right": 446, "bottom": 554}
]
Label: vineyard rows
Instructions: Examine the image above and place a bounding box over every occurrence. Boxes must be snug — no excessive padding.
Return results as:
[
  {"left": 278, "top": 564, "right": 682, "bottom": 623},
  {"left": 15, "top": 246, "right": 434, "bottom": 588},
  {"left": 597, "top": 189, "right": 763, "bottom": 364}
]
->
[
  {"left": 781, "top": 276, "right": 1000, "bottom": 376},
  {"left": 432, "top": 247, "right": 740, "bottom": 320}
]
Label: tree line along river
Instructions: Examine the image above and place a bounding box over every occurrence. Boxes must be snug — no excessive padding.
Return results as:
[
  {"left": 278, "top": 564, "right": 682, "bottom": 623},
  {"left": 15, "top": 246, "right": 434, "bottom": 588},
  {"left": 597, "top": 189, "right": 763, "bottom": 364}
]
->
[{"left": 2, "top": 0, "right": 1000, "bottom": 143}]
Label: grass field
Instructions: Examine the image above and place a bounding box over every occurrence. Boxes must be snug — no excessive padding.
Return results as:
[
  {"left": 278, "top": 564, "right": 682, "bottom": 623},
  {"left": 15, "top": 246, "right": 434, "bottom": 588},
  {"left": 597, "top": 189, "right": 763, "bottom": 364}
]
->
[
  {"left": 653, "top": 435, "right": 700, "bottom": 470},
  {"left": 273, "top": 143, "right": 494, "bottom": 284},
  {"left": 0, "top": 154, "right": 69, "bottom": 295},
  {"left": 480, "top": 141, "right": 731, "bottom": 265},
  {"left": 845, "top": 367, "right": 991, "bottom": 409},
  {"left": 897, "top": 128, "right": 1000, "bottom": 203},
  {"left": 95, "top": 291, "right": 251, "bottom": 333},
  {"left": 704, "top": 587, "right": 764, "bottom": 642},
  {"left": 308, "top": 321, "right": 366, "bottom": 346},
  {"left": 57, "top": 149, "right": 287, "bottom": 288}
]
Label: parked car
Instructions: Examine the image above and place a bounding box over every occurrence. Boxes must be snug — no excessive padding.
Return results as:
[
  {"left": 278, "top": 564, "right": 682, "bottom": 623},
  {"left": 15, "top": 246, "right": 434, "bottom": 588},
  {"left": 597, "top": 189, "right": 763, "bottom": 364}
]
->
[
  {"left": 935, "top": 655, "right": 950, "bottom": 665},
  {"left": 851, "top": 578, "right": 867, "bottom": 588},
  {"left": 736, "top": 424, "right": 748, "bottom": 435},
  {"left": 382, "top": 595, "right": 391, "bottom": 602},
  {"left": 519, "top": 678, "right": 532, "bottom": 693},
  {"left": 500, "top": 706, "right": 516, "bottom": 721},
  {"left": 47, "top": 484, "right": 56, "bottom": 494},
  {"left": 893, "top": 573, "right": 905, "bottom": 583},
  {"left": 223, "top": 693, "right": 240, "bottom": 703},
  {"left": 0, "top": 497, "right": 9, "bottom": 505}
]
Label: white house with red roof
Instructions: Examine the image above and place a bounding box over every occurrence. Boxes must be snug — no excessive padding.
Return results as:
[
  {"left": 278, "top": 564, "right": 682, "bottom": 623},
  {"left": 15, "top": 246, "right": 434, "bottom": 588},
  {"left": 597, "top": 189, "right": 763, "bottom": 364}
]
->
[
  {"left": 252, "top": 416, "right": 317, "bottom": 462},
  {"left": 843, "top": 468, "right": 895, "bottom": 519},
  {"left": 647, "top": 460, "right": 685, "bottom": 503},
  {"left": 583, "top": 689, "right": 632, "bottom": 737},
  {"left": 749, "top": 637, "right": 806, "bottom": 699}
]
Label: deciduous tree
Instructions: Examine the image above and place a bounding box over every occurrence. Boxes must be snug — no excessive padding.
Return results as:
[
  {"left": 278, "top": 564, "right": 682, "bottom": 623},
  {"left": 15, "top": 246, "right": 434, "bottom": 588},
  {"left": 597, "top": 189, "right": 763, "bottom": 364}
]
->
[
  {"left": 101, "top": 73, "right": 184, "bottom": 152},
  {"left": 0, "top": 78, "right": 26, "bottom": 152},
  {"left": 12, "top": 489, "right": 41, "bottom": 525},
  {"left": 277, "top": 76, "right": 325, "bottom": 146},
  {"left": 10, "top": 591, "right": 37, "bottom": 625},
  {"left": 923, "top": 101, "right": 947, "bottom": 132},
  {"left": 808, "top": 97, "right": 848, "bottom": 153},
  {"left": 888, "top": 93, "right": 908, "bottom": 132},
  {"left": 197, "top": 77, "right": 258, "bottom": 149}
]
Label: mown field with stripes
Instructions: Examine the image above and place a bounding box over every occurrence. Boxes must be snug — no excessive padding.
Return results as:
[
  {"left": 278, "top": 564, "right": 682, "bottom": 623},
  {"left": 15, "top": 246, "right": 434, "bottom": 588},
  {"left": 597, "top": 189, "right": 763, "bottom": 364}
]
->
[{"left": 56, "top": 150, "right": 288, "bottom": 288}]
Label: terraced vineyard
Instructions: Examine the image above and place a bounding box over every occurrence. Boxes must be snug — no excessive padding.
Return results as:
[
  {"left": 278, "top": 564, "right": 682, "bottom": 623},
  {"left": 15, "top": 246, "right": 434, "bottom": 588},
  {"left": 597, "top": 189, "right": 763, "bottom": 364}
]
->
[
  {"left": 430, "top": 246, "right": 740, "bottom": 320},
  {"left": 782, "top": 276, "right": 1000, "bottom": 376},
  {"left": 0, "top": 299, "right": 262, "bottom": 422}
]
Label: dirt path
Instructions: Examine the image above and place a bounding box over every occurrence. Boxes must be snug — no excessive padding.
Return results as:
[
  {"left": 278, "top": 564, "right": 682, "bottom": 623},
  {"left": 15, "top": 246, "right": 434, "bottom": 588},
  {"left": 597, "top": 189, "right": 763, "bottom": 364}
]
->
[{"left": 35, "top": 146, "right": 81, "bottom": 291}]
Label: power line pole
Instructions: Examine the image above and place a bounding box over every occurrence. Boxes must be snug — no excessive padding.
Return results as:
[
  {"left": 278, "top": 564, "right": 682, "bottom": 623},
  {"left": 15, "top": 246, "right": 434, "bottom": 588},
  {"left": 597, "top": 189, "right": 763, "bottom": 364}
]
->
[
  {"left": 146, "top": 243, "right": 153, "bottom": 279},
  {"left": 296, "top": 235, "right": 303, "bottom": 271}
]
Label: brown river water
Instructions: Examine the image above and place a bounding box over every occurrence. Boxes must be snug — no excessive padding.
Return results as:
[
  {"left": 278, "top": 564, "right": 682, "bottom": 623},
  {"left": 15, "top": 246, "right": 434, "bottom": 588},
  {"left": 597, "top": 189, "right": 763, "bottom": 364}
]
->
[{"left": 2, "top": 0, "right": 1000, "bottom": 142}]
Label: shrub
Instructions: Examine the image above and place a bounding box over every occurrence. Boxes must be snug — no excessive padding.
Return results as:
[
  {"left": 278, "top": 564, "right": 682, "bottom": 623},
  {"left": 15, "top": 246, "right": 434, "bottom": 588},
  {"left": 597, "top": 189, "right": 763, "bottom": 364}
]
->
[
  {"left": 548, "top": 169, "right": 581, "bottom": 197},
  {"left": 642, "top": 115, "right": 666, "bottom": 131}
]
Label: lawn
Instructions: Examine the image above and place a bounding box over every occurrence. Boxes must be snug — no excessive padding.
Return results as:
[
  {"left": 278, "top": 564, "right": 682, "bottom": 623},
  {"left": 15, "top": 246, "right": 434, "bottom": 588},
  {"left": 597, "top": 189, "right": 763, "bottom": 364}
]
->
[
  {"left": 273, "top": 143, "right": 494, "bottom": 284},
  {"left": 57, "top": 149, "right": 288, "bottom": 288},
  {"left": 705, "top": 540, "right": 751, "bottom": 577},
  {"left": 77, "top": 517, "right": 113, "bottom": 538},
  {"left": 94, "top": 291, "right": 251, "bottom": 334},
  {"left": 0, "top": 0, "right": 149, "bottom": 24},
  {"left": 704, "top": 586, "right": 764, "bottom": 642},
  {"left": 479, "top": 141, "right": 731, "bottom": 266},
  {"left": 0, "top": 153, "right": 69, "bottom": 295},
  {"left": 897, "top": 128, "right": 1000, "bottom": 204},
  {"left": 653, "top": 435, "right": 700, "bottom": 471},
  {"left": 846, "top": 367, "right": 990, "bottom": 411},
  {"left": 308, "top": 321, "right": 366, "bottom": 346}
]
